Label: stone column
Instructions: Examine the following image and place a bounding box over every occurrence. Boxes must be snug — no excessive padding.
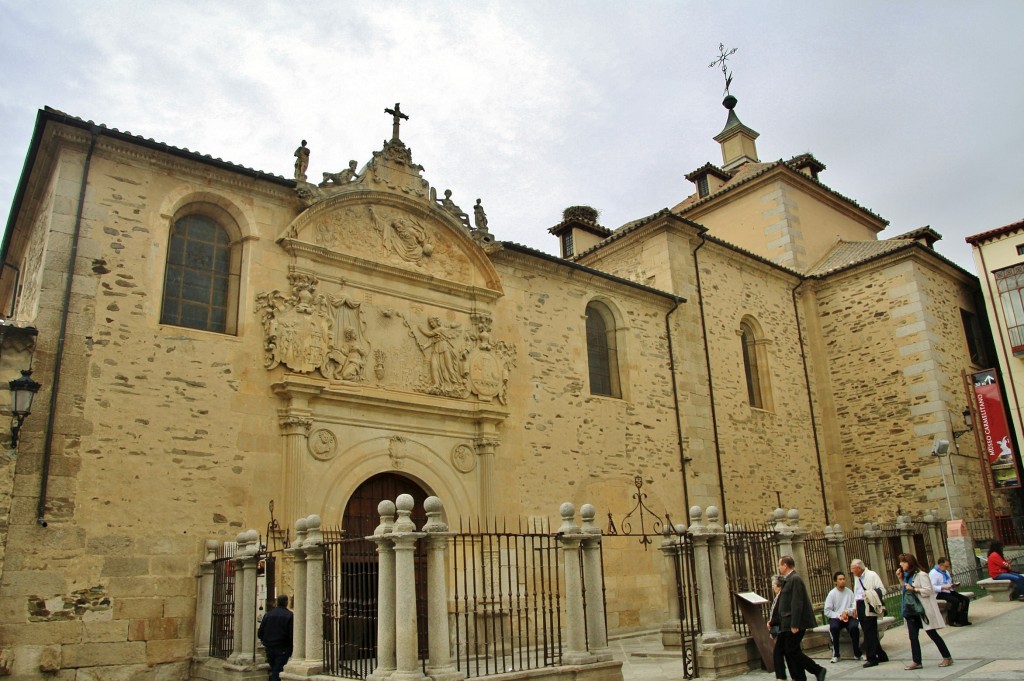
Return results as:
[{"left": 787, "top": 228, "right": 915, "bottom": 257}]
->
[
  {"left": 705, "top": 507, "right": 739, "bottom": 641},
  {"left": 557, "top": 502, "right": 595, "bottom": 665},
  {"left": 580, "top": 504, "right": 611, "bottom": 661},
  {"left": 284, "top": 517, "right": 309, "bottom": 671},
  {"left": 392, "top": 494, "right": 427, "bottom": 681},
  {"left": 475, "top": 437, "right": 499, "bottom": 521},
  {"left": 787, "top": 510, "right": 808, "bottom": 573},
  {"left": 772, "top": 508, "right": 794, "bottom": 561},
  {"left": 278, "top": 407, "right": 312, "bottom": 531},
  {"left": 659, "top": 526, "right": 683, "bottom": 648},
  {"left": 422, "top": 497, "right": 464, "bottom": 681},
  {"left": 230, "top": 529, "right": 260, "bottom": 668},
  {"left": 826, "top": 525, "right": 847, "bottom": 576},
  {"left": 688, "top": 507, "right": 723, "bottom": 642},
  {"left": 896, "top": 514, "right": 915, "bottom": 555},
  {"left": 194, "top": 540, "right": 218, "bottom": 657},
  {"left": 945, "top": 518, "right": 975, "bottom": 575},
  {"left": 302, "top": 515, "right": 325, "bottom": 672},
  {"left": 864, "top": 522, "right": 886, "bottom": 575},
  {"left": 368, "top": 500, "right": 397, "bottom": 681},
  {"left": 923, "top": 511, "right": 946, "bottom": 565}
]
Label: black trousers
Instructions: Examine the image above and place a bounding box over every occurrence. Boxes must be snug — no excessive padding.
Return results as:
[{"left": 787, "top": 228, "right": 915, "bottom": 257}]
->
[
  {"left": 856, "top": 600, "right": 888, "bottom": 663},
  {"left": 778, "top": 629, "right": 823, "bottom": 681},
  {"left": 773, "top": 635, "right": 788, "bottom": 679},
  {"left": 935, "top": 591, "right": 970, "bottom": 624},
  {"left": 265, "top": 648, "right": 291, "bottom": 681}
]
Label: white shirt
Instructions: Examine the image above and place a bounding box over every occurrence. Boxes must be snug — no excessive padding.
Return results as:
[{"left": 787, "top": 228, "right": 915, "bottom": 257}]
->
[{"left": 824, "top": 586, "right": 856, "bottom": 619}]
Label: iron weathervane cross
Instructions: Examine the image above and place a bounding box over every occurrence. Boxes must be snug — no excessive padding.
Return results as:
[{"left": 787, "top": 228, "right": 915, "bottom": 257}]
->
[
  {"left": 385, "top": 102, "right": 409, "bottom": 142},
  {"left": 708, "top": 43, "right": 738, "bottom": 96}
]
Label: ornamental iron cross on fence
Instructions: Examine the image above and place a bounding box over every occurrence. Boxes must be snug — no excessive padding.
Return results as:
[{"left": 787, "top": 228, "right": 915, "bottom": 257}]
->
[{"left": 606, "top": 475, "right": 667, "bottom": 549}]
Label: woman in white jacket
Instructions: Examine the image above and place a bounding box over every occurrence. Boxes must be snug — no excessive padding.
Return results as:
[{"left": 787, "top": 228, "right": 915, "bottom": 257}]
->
[{"left": 897, "top": 553, "right": 953, "bottom": 670}]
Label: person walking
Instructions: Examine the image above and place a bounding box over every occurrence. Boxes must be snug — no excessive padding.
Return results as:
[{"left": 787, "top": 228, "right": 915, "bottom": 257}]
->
[
  {"left": 258, "top": 594, "right": 294, "bottom": 681},
  {"left": 898, "top": 553, "right": 953, "bottom": 670},
  {"left": 849, "top": 558, "right": 888, "bottom": 667},
  {"left": 768, "top": 574, "right": 788, "bottom": 681},
  {"left": 777, "top": 555, "right": 827, "bottom": 681}
]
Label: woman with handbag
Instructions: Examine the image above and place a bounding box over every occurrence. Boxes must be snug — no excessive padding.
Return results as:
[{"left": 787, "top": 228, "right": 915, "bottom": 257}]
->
[
  {"left": 897, "top": 553, "right": 953, "bottom": 670},
  {"left": 767, "top": 574, "right": 788, "bottom": 681}
]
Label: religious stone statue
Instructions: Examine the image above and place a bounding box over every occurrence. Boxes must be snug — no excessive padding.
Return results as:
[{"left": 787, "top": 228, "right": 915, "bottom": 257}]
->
[
  {"left": 368, "top": 206, "right": 434, "bottom": 263},
  {"left": 439, "top": 189, "right": 470, "bottom": 227},
  {"left": 473, "top": 198, "right": 489, "bottom": 232},
  {"left": 321, "top": 160, "right": 359, "bottom": 187},
  {"left": 416, "top": 316, "right": 465, "bottom": 396},
  {"left": 294, "top": 140, "right": 310, "bottom": 182},
  {"left": 324, "top": 326, "right": 367, "bottom": 381}
]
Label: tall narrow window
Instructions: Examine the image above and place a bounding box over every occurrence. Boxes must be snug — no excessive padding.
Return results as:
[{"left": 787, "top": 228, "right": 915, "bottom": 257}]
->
[
  {"left": 960, "top": 309, "right": 988, "bottom": 366},
  {"left": 995, "top": 264, "right": 1024, "bottom": 356},
  {"left": 740, "top": 321, "right": 762, "bottom": 408},
  {"left": 160, "top": 210, "right": 240, "bottom": 334},
  {"left": 561, "top": 232, "right": 575, "bottom": 258},
  {"left": 586, "top": 301, "right": 621, "bottom": 397}
]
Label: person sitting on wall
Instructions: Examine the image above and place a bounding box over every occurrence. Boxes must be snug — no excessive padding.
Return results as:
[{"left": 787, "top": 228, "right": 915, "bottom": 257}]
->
[
  {"left": 824, "top": 571, "right": 862, "bottom": 663},
  {"left": 929, "top": 557, "right": 972, "bottom": 625},
  {"left": 986, "top": 541, "right": 1024, "bottom": 600},
  {"left": 258, "top": 595, "right": 293, "bottom": 681}
]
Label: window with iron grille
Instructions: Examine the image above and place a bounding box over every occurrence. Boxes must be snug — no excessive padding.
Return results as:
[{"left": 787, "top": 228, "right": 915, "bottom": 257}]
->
[
  {"left": 994, "top": 264, "right": 1024, "bottom": 356},
  {"left": 586, "top": 301, "right": 621, "bottom": 397}
]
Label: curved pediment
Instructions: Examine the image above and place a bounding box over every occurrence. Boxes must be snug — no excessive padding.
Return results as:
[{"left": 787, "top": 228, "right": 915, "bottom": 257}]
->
[{"left": 278, "top": 190, "right": 503, "bottom": 295}]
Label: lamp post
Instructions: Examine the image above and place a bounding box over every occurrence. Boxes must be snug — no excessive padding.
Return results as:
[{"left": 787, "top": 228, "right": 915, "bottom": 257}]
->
[
  {"left": 9, "top": 369, "right": 41, "bottom": 448},
  {"left": 932, "top": 438, "right": 956, "bottom": 520}
]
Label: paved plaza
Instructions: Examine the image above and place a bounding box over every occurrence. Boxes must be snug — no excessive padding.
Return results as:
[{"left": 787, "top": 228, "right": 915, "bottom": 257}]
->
[{"left": 612, "top": 595, "right": 1024, "bottom": 680}]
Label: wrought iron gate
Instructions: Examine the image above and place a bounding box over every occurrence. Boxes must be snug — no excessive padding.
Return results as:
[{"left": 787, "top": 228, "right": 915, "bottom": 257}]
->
[
  {"left": 322, "top": 535, "right": 383, "bottom": 679},
  {"left": 210, "top": 545, "right": 237, "bottom": 659}
]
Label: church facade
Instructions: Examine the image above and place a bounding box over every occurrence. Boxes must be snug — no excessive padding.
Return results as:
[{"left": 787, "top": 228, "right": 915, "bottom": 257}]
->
[{"left": 0, "top": 99, "right": 997, "bottom": 677}]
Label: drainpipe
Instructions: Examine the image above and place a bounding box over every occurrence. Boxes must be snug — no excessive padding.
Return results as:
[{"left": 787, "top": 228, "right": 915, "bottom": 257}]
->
[
  {"left": 37, "top": 125, "right": 98, "bottom": 527},
  {"left": 665, "top": 296, "right": 690, "bottom": 514},
  {"left": 791, "top": 279, "right": 830, "bottom": 524},
  {"left": 693, "top": 237, "right": 728, "bottom": 522}
]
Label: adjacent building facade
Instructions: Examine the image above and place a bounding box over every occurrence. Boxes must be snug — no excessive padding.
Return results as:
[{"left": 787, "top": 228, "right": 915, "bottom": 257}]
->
[{"left": 0, "top": 97, "right": 998, "bottom": 678}]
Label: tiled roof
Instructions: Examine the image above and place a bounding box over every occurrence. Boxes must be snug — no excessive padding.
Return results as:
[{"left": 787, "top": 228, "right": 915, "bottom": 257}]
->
[
  {"left": 547, "top": 218, "right": 613, "bottom": 237},
  {"left": 672, "top": 158, "right": 888, "bottom": 226},
  {"left": 965, "top": 218, "right": 1024, "bottom": 245},
  {"left": 804, "top": 239, "right": 917, "bottom": 277},
  {"left": 684, "top": 162, "right": 732, "bottom": 182},
  {"left": 892, "top": 226, "right": 941, "bottom": 243}
]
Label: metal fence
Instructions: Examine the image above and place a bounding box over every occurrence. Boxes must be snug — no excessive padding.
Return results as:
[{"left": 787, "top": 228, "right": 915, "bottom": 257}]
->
[
  {"left": 803, "top": 530, "right": 835, "bottom": 605},
  {"left": 664, "top": 527, "right": 702, "bottom": 678},
  {"left": 449, "top": 518, "right": 565, "bottom": 678},
  {"left": 966, "top": 515, "right": 1024, "bottom": 547},
  {"left": 209, "top": 542, "right": 237, "bottom": 659},
  {"left": 724, "top": 523, "right": 776, "bottom": 637}
]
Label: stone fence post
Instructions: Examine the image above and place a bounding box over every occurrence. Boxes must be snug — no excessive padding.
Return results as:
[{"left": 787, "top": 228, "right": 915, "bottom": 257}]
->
[
  {"left": 286, "top": 518, "right": 308, "bottom": 667},
  {"left": 689, "top": 506, "right": 725, "bottom": 643},
  {"left": 659, "top": 526, "right": 683, "bottom": 647},
  {"left": 824, "top": 525, "right": 847, "bottom": 576},
  {"left": 368, "top": 501, "right": 397, "bottom": 681},
  {"left": 864, "top": 522, "right": 886, "bottom": 576},
  {"left": 772, "top": 508, "right": 794, "bottom": 562},
  {"left": 302, "top": 515, "right": 325, "bottom": 672},
  {"left": 392, "top": 495, "right": 426, "bottom": 681},
  {"left": 557, "top": 502, "right": 595, "bottom": 665},
  {"left": 580, "top": 504, "right": 611, "bottom": 661},
  {"left": 787, "top": 510, "right": 808, "bottom": 573},
  {"left": 923, "top": 510, "right": 946, "bottom": 564},
  {"left": 945, "top": 518, "right": 975, "bottom": 575},
  {"left": 194, "top": 539, "right": 218, "bottom": 657},
  {"left": 228, "top": 529, "right": 260, "bottom": 669},
  {"left": 896, "top": 514, "right": 915, "bottom": 555},
  {"left": 422, "top": 497, "right": 463, "bottom": 681},
  {"left": 704, "top": 507, "right": 739, "bottom": 642}
]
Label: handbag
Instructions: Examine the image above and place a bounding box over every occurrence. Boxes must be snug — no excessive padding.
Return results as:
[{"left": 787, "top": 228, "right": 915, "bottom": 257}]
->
[{"left": 903, "top": 590, "right": 928, "bottom": 623}]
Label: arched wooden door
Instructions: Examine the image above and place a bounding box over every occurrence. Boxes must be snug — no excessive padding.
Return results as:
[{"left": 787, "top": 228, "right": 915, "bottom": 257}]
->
[{"left": 325, "top": 473, "right": 431, "bottom": 676}]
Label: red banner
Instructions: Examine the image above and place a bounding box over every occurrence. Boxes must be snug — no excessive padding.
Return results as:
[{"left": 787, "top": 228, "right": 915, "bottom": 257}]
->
[{"left": 971, "top": 369, "right": 1021, "bottom": 489}]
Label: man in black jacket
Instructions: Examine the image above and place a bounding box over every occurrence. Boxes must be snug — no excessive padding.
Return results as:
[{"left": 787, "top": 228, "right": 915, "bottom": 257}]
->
[
  {"left": 778, "top": 556, "right": 826, "bottom": 681},
  {"left": 258, "top": 595, "right": 293, "bottom": 681}
]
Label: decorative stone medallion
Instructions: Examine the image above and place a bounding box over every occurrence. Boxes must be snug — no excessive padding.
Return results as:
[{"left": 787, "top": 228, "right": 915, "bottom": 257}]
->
[
  {"left": 308, "top": 428, "right": 338, "bottom": 461},
  {"left": 451, "top": 444, "right": 476, "bottom": 473}
]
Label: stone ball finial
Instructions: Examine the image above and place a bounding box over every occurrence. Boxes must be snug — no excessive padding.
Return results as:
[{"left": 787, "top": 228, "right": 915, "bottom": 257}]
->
[
  {"left": 560, "top": 502, "right": 575, "bottom": 519},
  {"left": 378, "top": 500, "right": 397, "bottom": 518},
  {"left": 674, "top": 523, "right": 687, "bottom": 535},
  {"left": 580, "top": 504, "right": 596, "bottom": 522},
  {"left": 424, "top": 496, "right": 442, "bottom": 514},
  {"left": 296, "top": 517, "right": 309, "bottom": 532},
  {"left": 396, "top": 494, "right": 414, "bottom": 513},
  {"left": 787, "top": 509, "right": 800, "bottom": 521},
  {"left": 306, "top": 515, "right": 322, "bottom": 530},
  {"left": 773, "top": 508, "right": 785, "bottom": 521},
  {"left": 422, "top": 496, "right": 447, "bottom": 533},
  {"left": 204, "top": 540, "right": 219, "bottom": 561},
  {"left": 558, "top": 502, "right": 579, "bottom": 534},
  {"left": 689, "top": 506, "right": 703, "bottom": 522},
  {"left": 706, "top": 506, "right": 720, "bottom": 522}
]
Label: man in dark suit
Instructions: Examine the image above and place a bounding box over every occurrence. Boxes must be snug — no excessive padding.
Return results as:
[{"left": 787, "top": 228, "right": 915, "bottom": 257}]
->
[
  {"left": 258, "top": 595, "right": 293, "bottom": 681},
  {"left": 778, "top": 556, "right": 826, "bottom": 681}
]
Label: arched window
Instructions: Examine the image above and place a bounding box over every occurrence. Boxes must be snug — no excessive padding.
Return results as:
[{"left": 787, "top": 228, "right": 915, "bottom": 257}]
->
[
  {"left": 586, "top": 300, "right": 621, "bottom": 397},
  {"left": 160, "top": 207, "right": 241, "bottom": 334},
  {"left": 739, "top": 317, "right": 772, "bottom": 410}
]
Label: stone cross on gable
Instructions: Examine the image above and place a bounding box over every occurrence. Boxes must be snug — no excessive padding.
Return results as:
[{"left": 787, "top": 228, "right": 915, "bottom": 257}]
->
[{"left": 385, "top": 103, "right": 409, "bottom": 142}]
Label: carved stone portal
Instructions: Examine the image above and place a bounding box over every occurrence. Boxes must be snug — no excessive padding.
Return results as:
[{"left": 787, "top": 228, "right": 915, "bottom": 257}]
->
[{"left": 255, "top": 273, "right": 367, "bottom": 381}]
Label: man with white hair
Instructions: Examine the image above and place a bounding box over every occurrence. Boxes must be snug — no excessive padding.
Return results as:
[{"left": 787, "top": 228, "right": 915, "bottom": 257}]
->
[{"left": 850, "top": 559, "right": 888, "bottom": 668}]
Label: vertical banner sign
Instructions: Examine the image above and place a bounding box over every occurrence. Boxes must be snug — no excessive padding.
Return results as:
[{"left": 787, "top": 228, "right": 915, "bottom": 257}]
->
[{"left": 971, "top": 369, "right": 1021, "bottom": 489}]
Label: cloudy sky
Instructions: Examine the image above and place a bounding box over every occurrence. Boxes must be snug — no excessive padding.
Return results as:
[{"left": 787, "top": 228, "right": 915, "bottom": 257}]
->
[{"left": 2, "top": 1, "right": 1023, "bottom": 272}]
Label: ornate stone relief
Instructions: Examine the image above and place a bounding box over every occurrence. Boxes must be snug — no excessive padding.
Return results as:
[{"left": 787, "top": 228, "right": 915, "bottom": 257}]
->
[
  {"left": 451, "top": 444, "right": 476, "bottom": 474},
  {"left": 255, "top": 273, "right": 368, "bottom": 381},
  {"left": 388, "top": 435, "right": 407, "bottom": 468},
  {"left": 308, "top": 428, "right": 338, "bottom": 461},
  {"left": 368, "top": 206, "right": 434, "bottom": 264}
]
